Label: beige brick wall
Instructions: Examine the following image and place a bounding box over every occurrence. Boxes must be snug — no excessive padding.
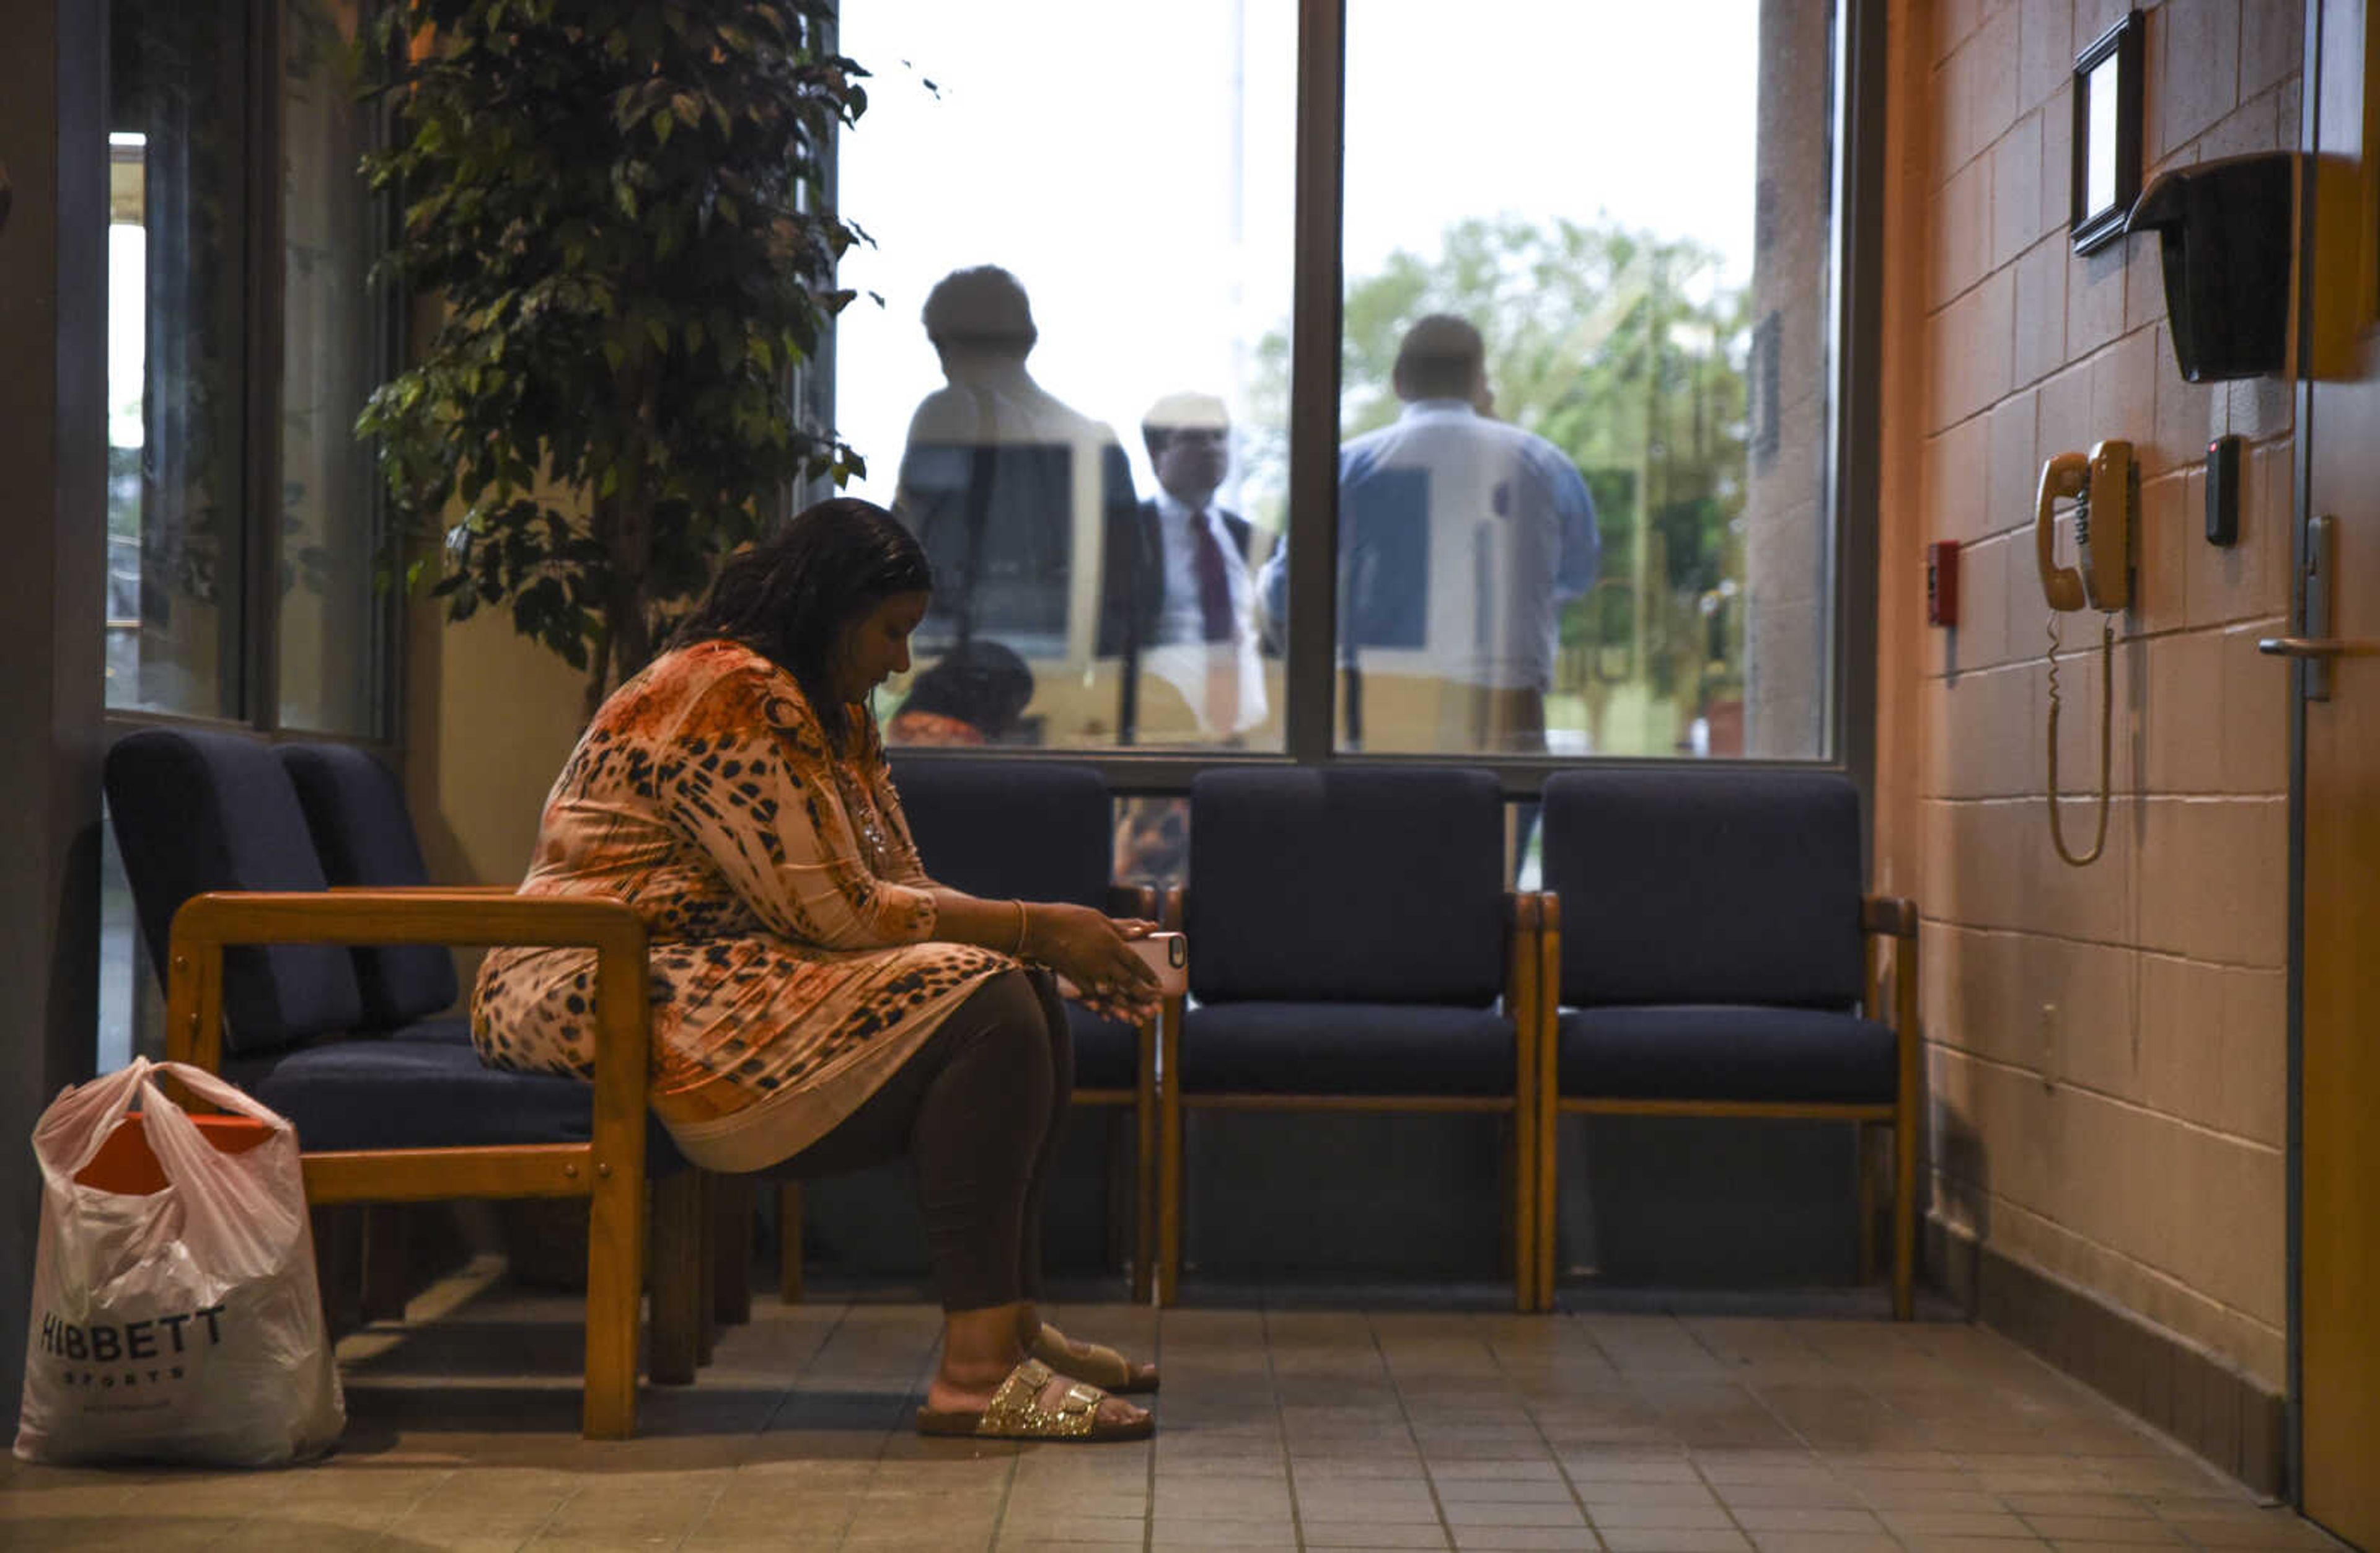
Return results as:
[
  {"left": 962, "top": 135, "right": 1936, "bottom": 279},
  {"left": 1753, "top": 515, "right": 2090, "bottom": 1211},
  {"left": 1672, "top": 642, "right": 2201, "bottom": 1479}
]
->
[{"left": 1877, "top": 0, "right": 2301, "bottom": 1389}]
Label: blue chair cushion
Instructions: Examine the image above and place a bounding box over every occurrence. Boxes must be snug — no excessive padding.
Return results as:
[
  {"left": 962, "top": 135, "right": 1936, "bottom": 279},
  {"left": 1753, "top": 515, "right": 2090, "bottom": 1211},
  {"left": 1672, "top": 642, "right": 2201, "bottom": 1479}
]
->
[
  {"left": 886, "top": 757, "right": 1113, "bottom": 910},
  {"left": 1541, "top": 767, "right": 1866, "bottom": 1008},
  {"left": 105, "top": 728, "right": 364, "bottom": 1053},
  {"left": 1180, "top": 1003, "right": 1518, "bottom": 1097},
  {"left": 1557, "top": 1005, "right": 1897, "bottom": 1106},
  {"left": 1187, "top": 766, "right": 1505, "bottom": 1005},
  {"left": 278, "top": 742, "right": 461, "bottom": 1031},
  {"left": 376, "top": 1014, "right": 475, "bottom": 1045},
  {"left": 1066, "top": 1004, "right": 1140, "bottom": 1093},
  {"left": 225, "top": 1026, "right": 685, "bottom": 1169}
]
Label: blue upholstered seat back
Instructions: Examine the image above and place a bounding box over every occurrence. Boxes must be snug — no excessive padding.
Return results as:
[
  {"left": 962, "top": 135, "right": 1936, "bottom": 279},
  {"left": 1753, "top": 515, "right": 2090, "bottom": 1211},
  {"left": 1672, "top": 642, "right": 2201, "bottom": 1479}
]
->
[
  {"left": 1187, "top": 766, "right": 1505, "bottom": 1006},
  {"left": 105, "top": 728, "right": 365, "bottom": 1054},
  {"left": 278, "top": 742, "right": 461, "bottom": 1029},
  {"left": 1541, "top": 768, "right": 1865, "bottom": 1009},
  {"left": 886, "top": 756, "right": 1113, "bottom": 910}
]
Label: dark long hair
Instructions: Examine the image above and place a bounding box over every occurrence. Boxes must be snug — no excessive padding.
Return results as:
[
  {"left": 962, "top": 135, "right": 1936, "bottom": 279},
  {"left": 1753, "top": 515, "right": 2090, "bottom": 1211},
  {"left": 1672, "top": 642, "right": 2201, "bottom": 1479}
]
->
[{"left": 668, "top": 498, "right": 933, "bottom": 750}]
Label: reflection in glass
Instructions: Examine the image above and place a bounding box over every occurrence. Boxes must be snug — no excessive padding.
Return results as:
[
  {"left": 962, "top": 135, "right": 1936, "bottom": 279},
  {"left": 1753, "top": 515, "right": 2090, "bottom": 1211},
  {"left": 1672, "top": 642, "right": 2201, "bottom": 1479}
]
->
[
  {"left": 1262, "top": 315, "right": 1600, "bottom": 755},
  {"left": 893, "top": 265, "right": 1135, "bottom": 696},
  {"left": 278, "top": 0, "right": 386, "bottom": 736},
  {"left": 1103, "top": 394, "right": 1272, "bottom": 744},
  {"left": 107, "top": 0, "right": 249, "bottom": 718},
  {"left": 1316, "top": 0, "right": 1834, "bottom": 761},
  {"left": 837, "top": 1, "right": 1295, "bottom": 751}
]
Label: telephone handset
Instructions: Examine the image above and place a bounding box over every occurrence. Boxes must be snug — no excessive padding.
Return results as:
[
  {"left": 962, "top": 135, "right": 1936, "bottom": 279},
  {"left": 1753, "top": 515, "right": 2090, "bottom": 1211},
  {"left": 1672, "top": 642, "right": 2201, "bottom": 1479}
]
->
[
  {"left": 2034, "top": 440, "right": 2133, "bottom": 613},
  {"left": 2035, "top": 438, "right": 2135, "bottom": 867}
]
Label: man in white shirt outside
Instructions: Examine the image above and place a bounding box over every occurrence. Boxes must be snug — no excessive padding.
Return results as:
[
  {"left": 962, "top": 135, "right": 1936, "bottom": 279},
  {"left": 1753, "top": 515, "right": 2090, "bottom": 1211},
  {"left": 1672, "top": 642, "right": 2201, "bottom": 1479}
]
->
[
  {"left": 894, "top": 266, "right": 1139, "bottom": 681},
  {"left": 1095, "top": 391, "right": 1271, "bottom": 746},
  {"left": 1260, "top": 314, "right": 1600, "bottom": 755}
]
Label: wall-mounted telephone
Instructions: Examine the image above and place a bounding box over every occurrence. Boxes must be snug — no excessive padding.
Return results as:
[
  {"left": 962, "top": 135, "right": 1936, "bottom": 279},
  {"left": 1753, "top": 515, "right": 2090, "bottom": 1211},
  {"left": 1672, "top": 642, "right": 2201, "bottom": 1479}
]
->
[{"left": 2035, "top": 439, "right": 2135, "bottom": 866}]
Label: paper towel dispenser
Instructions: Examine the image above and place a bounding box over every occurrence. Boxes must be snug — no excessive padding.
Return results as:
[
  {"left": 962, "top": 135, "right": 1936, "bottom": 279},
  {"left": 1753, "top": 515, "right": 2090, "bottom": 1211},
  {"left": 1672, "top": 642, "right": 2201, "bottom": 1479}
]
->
[{"left": 2125, "top": 152, "right": 2298, "bottom": 382}]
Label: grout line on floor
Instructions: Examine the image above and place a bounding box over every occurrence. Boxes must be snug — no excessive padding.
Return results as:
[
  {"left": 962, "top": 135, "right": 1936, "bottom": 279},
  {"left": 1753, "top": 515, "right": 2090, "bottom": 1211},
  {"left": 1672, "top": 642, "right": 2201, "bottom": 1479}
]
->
[
  {"left": 1484, "top": 1308, "right": 1614, "bottom": 1552},
  {"left": 1360, "top": 1305, "right": 1470, "bottom": 1553},
  {"left": 751, "top": 1295, "right": 858, "bottom": 1436},
  {"left": 1144, "top": 1304, "right": 1160, "bottom": 1553}
]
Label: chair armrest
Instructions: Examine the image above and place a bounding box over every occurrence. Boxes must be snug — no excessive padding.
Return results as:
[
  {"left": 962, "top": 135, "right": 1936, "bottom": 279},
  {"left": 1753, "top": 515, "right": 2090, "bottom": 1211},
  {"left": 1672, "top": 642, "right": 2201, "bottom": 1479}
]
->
[
  {"left": 332, "top": 882, "right": 516, "bottom": 895},
  {"left": 1859, "top": 895, "right": 1921, "bottom": 1049},
  {"left": 163, "top": 889, "right": 652, "bottom": 1167},
  {"left": 1161, "top": 884, "right": 1185, "bottom": 932},
  {"left": 1861, "top": 895, "right": 1919, "bottom": 939}
]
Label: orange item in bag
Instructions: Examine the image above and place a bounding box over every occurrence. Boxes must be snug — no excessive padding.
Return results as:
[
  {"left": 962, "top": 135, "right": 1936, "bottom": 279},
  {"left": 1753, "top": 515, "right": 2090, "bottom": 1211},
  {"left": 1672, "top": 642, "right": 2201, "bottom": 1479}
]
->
[{"left": 73, "top": 1112, "right": 275, "bottom": 1195}]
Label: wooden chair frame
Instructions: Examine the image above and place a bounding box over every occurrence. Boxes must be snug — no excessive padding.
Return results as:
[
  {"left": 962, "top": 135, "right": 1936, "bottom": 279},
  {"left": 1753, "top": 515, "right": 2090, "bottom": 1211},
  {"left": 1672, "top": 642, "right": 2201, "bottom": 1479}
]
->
[
  {"left": 165, "top": 887, "right": 653, "bottom": 1438},
  {"left": 1530, "top": 894, "right": 1922, "bottom": 1319},
  {"left": 1157, "top": 887, "right": 1545, "bottom": 1312},
  {"left": 777, "top": 882, "right": 1165, "bottom": 1306}
]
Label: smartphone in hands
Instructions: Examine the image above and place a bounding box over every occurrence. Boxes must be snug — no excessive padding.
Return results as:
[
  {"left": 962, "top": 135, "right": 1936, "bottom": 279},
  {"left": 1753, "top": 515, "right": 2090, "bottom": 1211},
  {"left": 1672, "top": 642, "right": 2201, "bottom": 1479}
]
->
[{"left": 1056, "top": 931, "right": 1188, "bottom": 1000}]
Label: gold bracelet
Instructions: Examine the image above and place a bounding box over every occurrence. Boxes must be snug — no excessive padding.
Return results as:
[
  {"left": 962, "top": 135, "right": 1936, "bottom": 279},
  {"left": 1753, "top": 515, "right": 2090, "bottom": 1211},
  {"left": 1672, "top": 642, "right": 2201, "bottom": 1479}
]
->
[{"left": 1010, "top": 899, "right": 1029, "bottom": 956}]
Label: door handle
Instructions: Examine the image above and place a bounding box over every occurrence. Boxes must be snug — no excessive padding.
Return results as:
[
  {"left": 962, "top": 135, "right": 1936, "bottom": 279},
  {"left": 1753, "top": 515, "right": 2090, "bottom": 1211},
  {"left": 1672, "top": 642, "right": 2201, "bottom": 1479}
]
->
[
  {"left": 2257, "top": 636, "right": 2380, "bottom": 658},
  {"left": 2291, "top": 515, "right": 2345, "bottom": 700}
]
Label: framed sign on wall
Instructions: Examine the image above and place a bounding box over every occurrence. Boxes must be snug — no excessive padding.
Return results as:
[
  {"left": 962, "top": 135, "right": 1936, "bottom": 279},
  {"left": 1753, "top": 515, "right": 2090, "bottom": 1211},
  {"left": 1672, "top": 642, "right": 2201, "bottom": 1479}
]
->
[{"left": 2070, "top": 9, "right": 2145, "bottom": 256}]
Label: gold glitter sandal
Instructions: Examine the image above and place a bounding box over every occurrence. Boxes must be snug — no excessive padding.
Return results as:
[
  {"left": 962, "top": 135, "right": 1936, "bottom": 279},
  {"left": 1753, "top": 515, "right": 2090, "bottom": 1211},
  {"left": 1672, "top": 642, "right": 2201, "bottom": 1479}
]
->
[
  {"left": 914, "top": 1357, "right": 1152, "bottom": 1442},
  {"left": 1033, "top": 1323, "right": 1160, "bottom": 1394}
]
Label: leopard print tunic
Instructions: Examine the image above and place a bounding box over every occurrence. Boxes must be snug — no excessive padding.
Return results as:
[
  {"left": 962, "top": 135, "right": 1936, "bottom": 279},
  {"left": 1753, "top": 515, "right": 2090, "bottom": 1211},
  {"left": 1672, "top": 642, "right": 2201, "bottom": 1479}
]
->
[{"left": 471, "top": 639, "right": 1010, "bottom": 1172}]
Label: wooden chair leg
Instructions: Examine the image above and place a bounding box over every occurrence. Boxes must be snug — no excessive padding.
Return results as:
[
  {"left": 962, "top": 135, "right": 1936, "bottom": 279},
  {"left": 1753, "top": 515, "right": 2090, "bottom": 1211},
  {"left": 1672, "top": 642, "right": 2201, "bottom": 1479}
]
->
[
  {"left": 695, "top": 1171, "right": 717, "bottom": 1366},
  {"left": 1133, "top": 1008, "right": 1160, "bottom": 1306},
  {"left": 1856, "top": 1122, "right": 1877, "bottom": 1285},
  {"left": 649, "top": 1171, "right": 703, "bottom": 1386},
  {"left": 1157, "top": 1024, "right": 1184, "bottom": 1307},
  {"left": 777, "top": 1182, "right": 805, "bottom": 1304},
  {"left": 1537, "top": 1102, "right": 1561, "bottom": 1314},
  {"left": 1891, "top": 915, "right": 1920, "bottom": 1321},
  {"left": 1536, "top": 909, "right": 1562, "bottom": 1314},
  {"left": 361, "top": 1206, "right": 411, "bottom": 1324},
  {"left": 1499, "top": 1115, "right": 1523, "bottom": 1303},
  {"left": 1893, "top": 1114, "right": 1918, "bottom": 1321},
  {"left": 710, "top": 1173, "right": 754, "bottom": 1327},
  {"left": 584, "top": 1165, "right": 648, "bottom": 1438}
]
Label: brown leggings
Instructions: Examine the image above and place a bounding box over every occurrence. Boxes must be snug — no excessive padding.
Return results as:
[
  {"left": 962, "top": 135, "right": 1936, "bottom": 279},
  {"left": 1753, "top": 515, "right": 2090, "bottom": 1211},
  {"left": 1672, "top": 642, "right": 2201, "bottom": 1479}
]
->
[{"left": 775, "top": 969, "right": 1072, "bottom": 1313}]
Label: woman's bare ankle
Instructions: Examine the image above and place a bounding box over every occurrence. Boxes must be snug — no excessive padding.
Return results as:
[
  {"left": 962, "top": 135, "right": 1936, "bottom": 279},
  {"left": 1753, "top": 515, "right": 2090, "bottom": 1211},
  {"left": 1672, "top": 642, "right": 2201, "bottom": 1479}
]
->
[{"left": 938, "top": 1301, "right": 1032, "bottom": 1399}]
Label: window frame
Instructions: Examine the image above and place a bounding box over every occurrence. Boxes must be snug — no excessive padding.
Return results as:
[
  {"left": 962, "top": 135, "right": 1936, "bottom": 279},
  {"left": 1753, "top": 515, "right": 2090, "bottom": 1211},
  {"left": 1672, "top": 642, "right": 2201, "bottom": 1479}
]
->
[
  {"left": 833, "top": 0, "right": 1885, "bottom": 803},
  {"left": 101, "top": 0, "right": 407, "bottom": 757}
]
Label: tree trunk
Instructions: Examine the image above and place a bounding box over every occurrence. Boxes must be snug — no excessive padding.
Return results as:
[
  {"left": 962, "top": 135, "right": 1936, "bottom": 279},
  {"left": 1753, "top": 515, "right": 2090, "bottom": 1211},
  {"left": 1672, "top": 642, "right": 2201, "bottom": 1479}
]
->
[
  {"left": 582, "top": 360, "right": 661, "bottom": 725},
  {"left": 584, "top": 490, "right": 655, "bottom": 725}
]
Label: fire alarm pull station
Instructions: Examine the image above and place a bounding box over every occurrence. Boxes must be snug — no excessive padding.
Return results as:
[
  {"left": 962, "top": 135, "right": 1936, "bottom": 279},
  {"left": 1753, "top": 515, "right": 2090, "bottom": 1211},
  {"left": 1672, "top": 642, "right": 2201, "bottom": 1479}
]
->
[{"left": 1927, "top": 540, "right": 1960, "bottom": 627}]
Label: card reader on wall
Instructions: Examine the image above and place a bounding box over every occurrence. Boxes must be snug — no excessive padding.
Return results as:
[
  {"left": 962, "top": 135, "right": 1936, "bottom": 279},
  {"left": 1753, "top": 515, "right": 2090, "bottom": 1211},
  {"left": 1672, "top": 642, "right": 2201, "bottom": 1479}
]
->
[{"left": 2125, "top": 151, "right": 2298, "bottom": 382}]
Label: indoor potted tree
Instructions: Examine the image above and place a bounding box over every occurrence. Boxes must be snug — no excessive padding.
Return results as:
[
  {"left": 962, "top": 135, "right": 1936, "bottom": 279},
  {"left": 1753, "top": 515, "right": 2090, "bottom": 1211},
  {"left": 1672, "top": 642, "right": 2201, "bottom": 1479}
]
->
[
  {"left": 359, "top": 0, "right": 868, "bottom": 719},
  {"left": 355, "top": 0, "right": 868, "bottom": 1290}
]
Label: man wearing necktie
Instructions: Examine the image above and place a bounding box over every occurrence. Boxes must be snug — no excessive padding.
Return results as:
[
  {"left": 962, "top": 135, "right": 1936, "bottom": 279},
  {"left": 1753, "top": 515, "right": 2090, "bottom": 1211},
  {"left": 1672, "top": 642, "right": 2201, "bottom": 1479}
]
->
[{"left": 1093, "top": 392, "right": 1272, "bottom": 746}]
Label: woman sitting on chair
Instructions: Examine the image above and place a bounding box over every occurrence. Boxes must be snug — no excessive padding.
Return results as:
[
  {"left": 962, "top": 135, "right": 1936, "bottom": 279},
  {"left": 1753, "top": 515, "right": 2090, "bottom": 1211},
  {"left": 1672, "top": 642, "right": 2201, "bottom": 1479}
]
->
[{"left": 474, "top": 498, "right": 1163, "bottom": 1442}]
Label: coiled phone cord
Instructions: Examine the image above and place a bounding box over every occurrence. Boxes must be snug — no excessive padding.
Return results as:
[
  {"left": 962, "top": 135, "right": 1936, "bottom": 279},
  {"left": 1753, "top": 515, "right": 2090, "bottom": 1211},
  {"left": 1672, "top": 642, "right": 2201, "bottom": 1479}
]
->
[{"left": 2044, "top": 612, "right": 2115, "bottom": 867}]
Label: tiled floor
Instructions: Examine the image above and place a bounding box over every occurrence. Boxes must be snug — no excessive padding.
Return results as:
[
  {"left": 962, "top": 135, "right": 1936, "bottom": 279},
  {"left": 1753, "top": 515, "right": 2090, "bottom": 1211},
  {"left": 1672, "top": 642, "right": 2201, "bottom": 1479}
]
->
[{"left": 2, "top": 1264, "right": 2345, "bottom": 1552}]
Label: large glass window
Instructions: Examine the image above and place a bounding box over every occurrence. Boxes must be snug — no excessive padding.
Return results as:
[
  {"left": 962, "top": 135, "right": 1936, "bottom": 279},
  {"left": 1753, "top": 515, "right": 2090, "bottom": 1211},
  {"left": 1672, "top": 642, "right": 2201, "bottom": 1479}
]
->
[
  {"left": 106, "top": 0, "right": 251, "bottom": 719},
  {"left": 277, "top": 0, "right": 387, "bottom": 736},
  {"left": 1312, "top": 0, "right": 1831, "bottom": 762},
  {"left": 835, "top": 1, "right": 1297, "bottom": 754},
  {"left": 99, "top": 0, "right": 400, "bottom": 1069},
  {"left": 839, "top": 1, "right": 1846, "bottom": 769}
]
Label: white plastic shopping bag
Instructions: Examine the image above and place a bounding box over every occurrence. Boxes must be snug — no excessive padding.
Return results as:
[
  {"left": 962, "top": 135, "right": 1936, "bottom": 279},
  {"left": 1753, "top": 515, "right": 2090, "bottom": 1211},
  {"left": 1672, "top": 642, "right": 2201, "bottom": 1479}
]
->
[{"left": 14, "top": 1057, "right": 344, "bottom": 1466}]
